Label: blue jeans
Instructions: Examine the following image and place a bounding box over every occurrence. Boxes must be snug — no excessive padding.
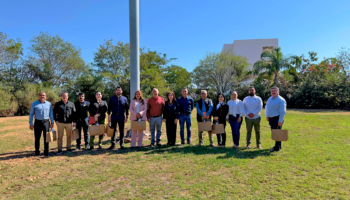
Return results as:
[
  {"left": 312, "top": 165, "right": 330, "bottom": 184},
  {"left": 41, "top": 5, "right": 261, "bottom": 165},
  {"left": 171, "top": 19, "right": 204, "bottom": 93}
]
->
[
  {"left": 229, "top": 114, "right": 243, "bottom": 146},
  {"left": 150, "top": 116, "right": 162, "bottom": 143},
  {"left": 179, "top": 114, "right": 191, "bottom": 143}
]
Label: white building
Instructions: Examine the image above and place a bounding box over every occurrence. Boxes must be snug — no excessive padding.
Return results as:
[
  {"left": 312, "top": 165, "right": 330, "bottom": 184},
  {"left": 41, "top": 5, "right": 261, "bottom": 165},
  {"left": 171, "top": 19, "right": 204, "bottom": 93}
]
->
[{"left": 222, "top": 38, "right": 279, "bottom": 83}]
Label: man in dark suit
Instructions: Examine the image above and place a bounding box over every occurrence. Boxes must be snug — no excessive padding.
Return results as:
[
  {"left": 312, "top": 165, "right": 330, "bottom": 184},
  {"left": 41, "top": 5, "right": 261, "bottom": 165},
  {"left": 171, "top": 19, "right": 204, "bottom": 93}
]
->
[{"left": 74, "top": 92, "right": 90, "bottom": 150}]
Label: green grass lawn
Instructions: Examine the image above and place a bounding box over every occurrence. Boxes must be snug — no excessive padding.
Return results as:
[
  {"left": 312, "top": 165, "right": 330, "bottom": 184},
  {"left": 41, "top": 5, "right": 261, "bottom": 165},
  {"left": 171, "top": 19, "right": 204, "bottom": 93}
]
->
[{"left": 0, "top": 109, "right": 349, "bottom": 199}]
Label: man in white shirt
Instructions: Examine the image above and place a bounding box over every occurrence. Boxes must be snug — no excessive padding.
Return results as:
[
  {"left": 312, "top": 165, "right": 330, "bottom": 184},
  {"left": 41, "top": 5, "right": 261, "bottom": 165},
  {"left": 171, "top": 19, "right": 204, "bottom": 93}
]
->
[{"left": 243, "top": 86, "right": 263, "bottom": 149}]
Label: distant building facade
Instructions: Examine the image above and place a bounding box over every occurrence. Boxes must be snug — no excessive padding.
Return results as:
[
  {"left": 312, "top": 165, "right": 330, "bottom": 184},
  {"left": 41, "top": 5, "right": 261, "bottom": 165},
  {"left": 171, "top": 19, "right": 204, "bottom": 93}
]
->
[{"left": 222, "top": 38, "right": 279, "bottom": 84}]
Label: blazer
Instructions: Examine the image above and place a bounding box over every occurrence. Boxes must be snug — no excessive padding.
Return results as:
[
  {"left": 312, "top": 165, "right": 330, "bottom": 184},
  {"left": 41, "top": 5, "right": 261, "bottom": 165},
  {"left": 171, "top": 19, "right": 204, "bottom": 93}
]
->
[
  {"left": 212, "top": 102, "right": 229, "bottom": 124},
  {"left": 129, "top": 99, "right": 147, "bottom": 121}
]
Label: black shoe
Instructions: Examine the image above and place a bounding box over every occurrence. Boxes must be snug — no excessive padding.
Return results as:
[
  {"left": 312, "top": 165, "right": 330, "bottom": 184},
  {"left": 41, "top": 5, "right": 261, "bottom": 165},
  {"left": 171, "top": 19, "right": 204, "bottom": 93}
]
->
[
  {"left": 108, "top": 145, "right": 115, "bottom": 150},
  {"left": 166, "top": 143, "right": 170, "bottom": 146},
  {"left": 150, "top": 143, "right": 155, "bottom": 147},
  {"left": 76, "top": 146, "right": 81, "bottom": 151},
  {"left": 85, "top": 144, "right": 90, "bottom": 150},
  {"left": 56, "top": 151, "right": 62, "bottom": 155},
  {"left": 270, "top": 147, "right": 280, "bottom": 152},
  {"left": 89, "top": 146, "right": 94, "bottom": 150},
  {"left": 198, "top": 142, "right": 203, "bottom": 146},
  {"left": 180, "top": 142, "right": 185, "bottom": 146},
  {"left": 35, "top": 152, "right": 40, "bottom": 156},
  {"left": 67, "top": 149, "right": 74, "bottom": 153},
  {"left": 44, "top": 153, "right": 49, "bottom": 157},
  {"left": 156, "top": 142, "right": 161, "bottom": 146},
  {"left": 209, "top": 143, "right": 214, "bottom": 147},
  {"left": 120, "top": 146, "right": 126, "bottom": 149},
  {"left": 187, "top": 141, "right": 193, "bottom": 146},
  {"left": 98, "top": 145, "right": 103, "bottom": 149}
]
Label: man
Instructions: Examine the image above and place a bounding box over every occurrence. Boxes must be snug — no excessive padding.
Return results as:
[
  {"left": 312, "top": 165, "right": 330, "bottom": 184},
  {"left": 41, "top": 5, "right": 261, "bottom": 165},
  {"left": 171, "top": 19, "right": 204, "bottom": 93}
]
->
[
  {"left": 177, "top": 87, "right": 194, "bottom": 145},
  {"left": 29, "top": 92, "right": 54, "bottom": 156},
  {"left": 147, "top": 88, "right": 165, "bottom": 147},
  {"left": 243, "top": 86, "right": 263, "bottom": 149},
  {"left": 74, "top": 92, "right": 90, "bottom": 150},
  {"left": 54, "top": 92, "right": 76, "bottom": 154},
  {"left": 108, "top": 86, "right": 129, "bottom": 150},
  {"left": 196, "top": 90, "right": 214, "bottom": 147},
  {"left": 265, "top": 86, "right": 287, "bottom": 152}
]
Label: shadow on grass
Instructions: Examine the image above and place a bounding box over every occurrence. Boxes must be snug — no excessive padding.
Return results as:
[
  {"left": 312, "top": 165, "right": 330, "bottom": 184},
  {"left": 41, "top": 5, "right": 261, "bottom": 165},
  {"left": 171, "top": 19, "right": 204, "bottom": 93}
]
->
[{"left": 0, "top": 143, "right": 272, "bottom": 161}]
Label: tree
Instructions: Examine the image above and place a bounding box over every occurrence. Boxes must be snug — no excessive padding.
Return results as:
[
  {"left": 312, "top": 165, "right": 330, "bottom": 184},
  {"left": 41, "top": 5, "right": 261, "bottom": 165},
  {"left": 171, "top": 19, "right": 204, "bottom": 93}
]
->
[
  {"left": 253, "top": 47, "right": 300, "bottom": 86},
  {"left": 26, "top": 32, "right": 85, "bottom": 87},
  {"left": 163, "top": 65, "right": 191, "bottom": 97},
  {"left": 192, "top": 51, "right": 250, "bottom": 94},
  {"left": 336, "top": 47, "right": 350, "bottom": 76}
]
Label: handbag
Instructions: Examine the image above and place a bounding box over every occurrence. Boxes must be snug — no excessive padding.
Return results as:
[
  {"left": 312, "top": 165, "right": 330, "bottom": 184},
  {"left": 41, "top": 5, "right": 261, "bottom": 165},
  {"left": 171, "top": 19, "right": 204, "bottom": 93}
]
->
[{"left": 88, "top": 101, "right": 101, "bottom": 125}]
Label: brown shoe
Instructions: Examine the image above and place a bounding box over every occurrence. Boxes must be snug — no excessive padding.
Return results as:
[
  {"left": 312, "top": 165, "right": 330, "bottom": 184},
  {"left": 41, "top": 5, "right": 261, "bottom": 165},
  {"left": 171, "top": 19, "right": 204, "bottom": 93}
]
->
[{"left": 257, "top": 145, "right": 263, "bottom": 149}]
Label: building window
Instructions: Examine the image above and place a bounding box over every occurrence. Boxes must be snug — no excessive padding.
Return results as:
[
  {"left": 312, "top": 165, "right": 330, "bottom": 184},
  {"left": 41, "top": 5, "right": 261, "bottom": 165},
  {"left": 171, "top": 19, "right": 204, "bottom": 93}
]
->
[{"left": 262, "top": 46, "right": 274, "bottom": 52}]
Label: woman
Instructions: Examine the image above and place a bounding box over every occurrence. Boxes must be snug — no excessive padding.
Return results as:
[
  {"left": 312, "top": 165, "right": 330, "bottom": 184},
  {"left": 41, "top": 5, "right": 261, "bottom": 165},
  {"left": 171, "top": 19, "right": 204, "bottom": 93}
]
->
[
  {"left": 129, "top": 90, "right": 147, "bottom": 147},
  {"left": 88, "top": 91, "right": 108, "bottom": 150},
  {"left": 226, "top": 91, "right": 244, "bottom": 148},
  {"left": 212, "top": 93, "right": 229, "bottom": 147},
  {"left": 162, "top": 92, "right": 179, "bottom": 146}
]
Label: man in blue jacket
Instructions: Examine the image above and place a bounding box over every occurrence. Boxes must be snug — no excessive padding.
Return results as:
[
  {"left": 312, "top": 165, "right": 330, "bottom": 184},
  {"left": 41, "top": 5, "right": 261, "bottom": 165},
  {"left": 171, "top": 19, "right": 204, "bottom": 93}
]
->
[{"left": 177, "top": 87, "right": 194, "bottom": 145}]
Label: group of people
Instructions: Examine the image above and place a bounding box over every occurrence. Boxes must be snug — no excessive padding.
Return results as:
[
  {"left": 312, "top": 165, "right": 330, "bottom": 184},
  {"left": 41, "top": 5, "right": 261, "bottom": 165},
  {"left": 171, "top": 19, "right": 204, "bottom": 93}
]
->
[{"left": 29, "top": 86, "right": 286, "bottom": 157}]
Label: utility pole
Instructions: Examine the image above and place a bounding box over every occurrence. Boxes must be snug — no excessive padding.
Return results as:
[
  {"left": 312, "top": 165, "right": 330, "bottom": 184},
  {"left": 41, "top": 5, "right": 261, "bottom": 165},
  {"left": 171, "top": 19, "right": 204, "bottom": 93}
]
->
[{"left": 129, "top": 0, "right": 140, "bottom": 98}]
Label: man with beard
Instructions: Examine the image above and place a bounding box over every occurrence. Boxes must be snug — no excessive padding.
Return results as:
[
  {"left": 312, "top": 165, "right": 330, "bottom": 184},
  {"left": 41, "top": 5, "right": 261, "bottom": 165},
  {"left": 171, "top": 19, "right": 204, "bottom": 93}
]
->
[
  {"left": 74, "top": 92, "right": 90, "bottom": 150},
  {"left": 243, "top": 86, "right": 263, "bottom": 149},
  {"left": 108, "top": 86, "right": 129, "bottom": 150}
]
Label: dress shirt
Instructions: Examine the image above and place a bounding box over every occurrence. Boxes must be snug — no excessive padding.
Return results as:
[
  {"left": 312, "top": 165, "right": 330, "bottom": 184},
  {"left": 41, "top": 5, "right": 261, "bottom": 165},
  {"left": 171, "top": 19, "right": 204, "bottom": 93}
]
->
[
  {"left": 243, "top": 95, "right": 263, "bottom": 119},
  {"left": 216, "top": 102, "right": 223, "bottom": 110},
  {"left": 147, "top": 96, "right": 165, "bottom": 119},
  {"left": 226, "top": 99, "right": 244, "bottom": 119},
  {"left": 196, "top": 99, "right": 213, "bottom": 116},
  {"left": 177, "top": 96, "right": 194, "bottom": 114},
  {"left": 74, "top": 100, "right": 90, "bottom": 121},
  {"left": 108, "top": 95, "right": 129, "bottom": 116},
  {"left": 53, "top": 100, "right": 76, "bottom": 123},
  {"left": 265, "top": 95, "right": 287, "bottom": 123},
  {"left": 29, "top": 100, "right": 54, "bottom": 126}
]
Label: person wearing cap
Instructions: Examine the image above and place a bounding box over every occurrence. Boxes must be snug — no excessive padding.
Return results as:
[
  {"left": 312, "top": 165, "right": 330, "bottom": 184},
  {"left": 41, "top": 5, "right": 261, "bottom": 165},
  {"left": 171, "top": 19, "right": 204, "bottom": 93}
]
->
[
  {"left": 74, "top": 92, "right": 90, "bottom": 150},
  {"left": 243, "top": 86, "right": 263, "bottom": 149},
  {"left": 265, "top": 86, "right": 287, "bottom": 152},
  {"left": 29, "top": 92, "right": 54, "bottom": 156},
  {"left": 147, "top": 88, "right": 165, "bottom": 147}
]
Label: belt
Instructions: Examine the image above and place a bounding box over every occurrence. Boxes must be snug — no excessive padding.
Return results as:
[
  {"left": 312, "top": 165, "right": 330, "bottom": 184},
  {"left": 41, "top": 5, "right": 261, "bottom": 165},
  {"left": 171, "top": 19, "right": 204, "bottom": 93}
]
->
[
  {"left": 35, "top": 119, "right": 49, "bottom": 122},
  {"left": 150, "top": 115, "right": 162, "bottom": 118},
  {"left": 113, "top": 113, "right": 124, "bottom": 115},
  {"left": 269, "top": 116, "right": 279, "bottom": 119},
  {"left": 180, "top": 113, "right": 191, "bottom": 116}
]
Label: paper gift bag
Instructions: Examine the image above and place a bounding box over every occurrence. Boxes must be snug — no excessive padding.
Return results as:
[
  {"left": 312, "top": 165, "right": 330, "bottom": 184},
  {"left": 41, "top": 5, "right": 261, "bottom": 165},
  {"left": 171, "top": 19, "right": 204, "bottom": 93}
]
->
[
  {"left": 198, "top": 121, "right": 212, "bottom": 132},
  {"left": 46, "top": 131, "right": 54, "bottom": 142},
  {"left": 131, "top": 120, "right": 146, "bottom": 131},
  {"left": 71, "top": 129, "right": 80, "bottom": 140},
  {"left": 105, "top": 124, "right": 115, "bottom": 137},
  {"left": 212, "top": 124, "right": 225, "bottom": 134},
  {"left": 90, "top": 125, "right": 105, "bottom": 136},
  {"left": 271, "top": 129, "right": 288, "bottom": 141},
  {"left": 51, "top": 129, "right": 57, "bottom": 141}
]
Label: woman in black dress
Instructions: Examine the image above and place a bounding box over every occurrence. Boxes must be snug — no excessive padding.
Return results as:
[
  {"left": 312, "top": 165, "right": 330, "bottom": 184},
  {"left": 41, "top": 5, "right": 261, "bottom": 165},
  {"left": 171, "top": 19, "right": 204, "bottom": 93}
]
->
[
  {"left": 162, "top": 91, "right": 179, "bottom": 146},
  {"left": 212, "top": 93, "right": 229, "bottom": 147}
]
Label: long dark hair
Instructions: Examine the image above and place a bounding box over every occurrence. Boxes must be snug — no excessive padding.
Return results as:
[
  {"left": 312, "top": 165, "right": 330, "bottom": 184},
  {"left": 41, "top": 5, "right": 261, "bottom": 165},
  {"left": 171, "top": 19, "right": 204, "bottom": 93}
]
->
[
  {"left": 216, "top": 93, "right": 225, "bottom": 105},
  {"left": 133, "top": 90, "right": 145, "bottom": 105},
  {"left": 166, "top": 92, "right": 176, "bottom": 103}
]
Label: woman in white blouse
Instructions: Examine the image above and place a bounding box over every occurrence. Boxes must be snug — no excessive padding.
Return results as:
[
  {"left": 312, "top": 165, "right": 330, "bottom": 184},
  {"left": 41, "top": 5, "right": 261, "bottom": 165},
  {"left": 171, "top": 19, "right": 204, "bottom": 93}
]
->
[{"left": 226, "top": 91, "right": 245, "bottom": 148}]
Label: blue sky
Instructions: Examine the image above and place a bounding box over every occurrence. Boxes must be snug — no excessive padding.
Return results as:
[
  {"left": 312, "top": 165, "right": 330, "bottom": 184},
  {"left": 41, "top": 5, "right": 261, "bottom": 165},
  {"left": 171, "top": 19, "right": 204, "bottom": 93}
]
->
[{"left": 1, "top": 0, "right": 350, "bottom": 72}]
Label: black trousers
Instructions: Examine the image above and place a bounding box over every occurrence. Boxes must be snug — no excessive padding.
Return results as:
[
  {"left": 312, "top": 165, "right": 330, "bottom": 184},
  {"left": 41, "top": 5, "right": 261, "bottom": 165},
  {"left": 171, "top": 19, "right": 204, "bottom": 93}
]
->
[
  {"left": 111, "top": 115, "right": 125, "bottom": 147},
  {"left": 165, "top": 115, "right": 177, "bottom": 146},
  {"left": 216, "top": 122, "right": 227, "bottom": 146},
  {"left": 76, "top": 121, "right": 89, "bottom": 146},
  {"left": 269, "top": 116, "right": 282, "bottom": 150},
  {"left": 34, "top": 120, "right": 50, "bottom": 155}
]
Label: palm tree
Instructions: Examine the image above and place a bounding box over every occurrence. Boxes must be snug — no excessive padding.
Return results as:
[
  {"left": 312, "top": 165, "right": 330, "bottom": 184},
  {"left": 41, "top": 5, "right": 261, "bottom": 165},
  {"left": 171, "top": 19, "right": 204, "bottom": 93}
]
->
[{"left": 253, "top": 47, "right": 300, "bottom": 86}]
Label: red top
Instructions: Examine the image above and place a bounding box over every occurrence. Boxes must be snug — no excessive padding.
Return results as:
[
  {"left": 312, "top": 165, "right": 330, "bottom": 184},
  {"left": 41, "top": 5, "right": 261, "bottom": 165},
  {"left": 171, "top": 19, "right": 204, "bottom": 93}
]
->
[{"left": 147, "top": 96, "right": 165, "bottom": 119}]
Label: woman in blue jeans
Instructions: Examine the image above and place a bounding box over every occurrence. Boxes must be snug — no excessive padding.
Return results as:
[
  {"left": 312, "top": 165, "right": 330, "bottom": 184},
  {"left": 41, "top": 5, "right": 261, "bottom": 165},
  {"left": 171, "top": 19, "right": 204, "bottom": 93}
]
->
[{"left": 226, "top": 91, "right": 245, "bottom": 148}]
